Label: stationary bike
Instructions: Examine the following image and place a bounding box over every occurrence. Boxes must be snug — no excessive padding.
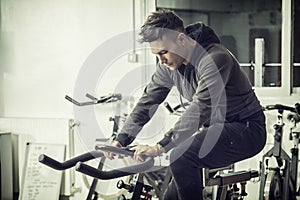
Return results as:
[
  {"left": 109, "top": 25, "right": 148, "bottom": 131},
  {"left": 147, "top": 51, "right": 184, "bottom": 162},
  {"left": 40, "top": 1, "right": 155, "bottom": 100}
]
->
[
  {"left": 39, "top": 93, "right": 171, "bottom": 200},
  {"left": 259, "top": 103, "right": 300, "bottom": 200}
]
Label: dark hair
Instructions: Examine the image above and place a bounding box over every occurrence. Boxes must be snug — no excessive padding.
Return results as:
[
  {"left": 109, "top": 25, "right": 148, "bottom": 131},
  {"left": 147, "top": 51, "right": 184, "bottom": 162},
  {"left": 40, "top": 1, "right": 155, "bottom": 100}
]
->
[{"left": 139, "top": 9, "right": 185, "bottom": 43}]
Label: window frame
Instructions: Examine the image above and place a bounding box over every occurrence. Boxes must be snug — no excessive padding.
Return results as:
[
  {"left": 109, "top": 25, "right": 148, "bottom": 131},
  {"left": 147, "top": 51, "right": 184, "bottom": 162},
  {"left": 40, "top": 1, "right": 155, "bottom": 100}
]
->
[{"left": 253, "top": 0, "right": 293, "bottom": 97}]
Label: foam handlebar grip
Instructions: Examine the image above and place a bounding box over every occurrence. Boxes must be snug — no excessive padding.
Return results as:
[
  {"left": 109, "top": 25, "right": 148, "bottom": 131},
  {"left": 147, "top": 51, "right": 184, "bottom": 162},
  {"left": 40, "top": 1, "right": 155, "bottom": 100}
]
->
[
  {"left": 95, "top": 145, "right": 135, "bottom": 157},
  {"left": 76, "top": 156, "right": 154, "bottom": 180},
  {"left": 39, "top": 151, "right": 105, "bottom": 170}
]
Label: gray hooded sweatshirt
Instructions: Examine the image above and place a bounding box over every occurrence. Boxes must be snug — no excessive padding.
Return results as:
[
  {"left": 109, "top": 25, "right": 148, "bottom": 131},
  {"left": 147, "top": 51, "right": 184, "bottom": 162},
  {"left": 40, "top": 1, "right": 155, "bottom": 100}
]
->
[{"left": 115, "top": 23, "right": 262, "bottom": 151}]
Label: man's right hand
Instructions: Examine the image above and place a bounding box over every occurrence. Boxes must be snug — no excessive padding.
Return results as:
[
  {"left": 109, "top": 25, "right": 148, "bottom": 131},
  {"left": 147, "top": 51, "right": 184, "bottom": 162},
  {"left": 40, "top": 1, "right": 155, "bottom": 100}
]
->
[{"left": 104, "top": 140, "right": 123, "bottom": 160}]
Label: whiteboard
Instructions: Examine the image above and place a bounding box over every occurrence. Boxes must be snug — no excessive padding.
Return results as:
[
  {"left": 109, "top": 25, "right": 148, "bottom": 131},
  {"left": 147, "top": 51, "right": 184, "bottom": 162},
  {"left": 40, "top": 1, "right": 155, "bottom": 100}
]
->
[
  {"left": 0, "top": 117, "right": 74, "bottom": 195},
  {"left": 19, "top": 143, "right": 65, "bottom": 200}
]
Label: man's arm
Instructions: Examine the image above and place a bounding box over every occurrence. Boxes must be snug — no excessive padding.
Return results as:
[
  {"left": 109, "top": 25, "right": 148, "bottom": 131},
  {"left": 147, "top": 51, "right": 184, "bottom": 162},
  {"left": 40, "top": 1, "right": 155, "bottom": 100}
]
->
[
  {"left": 158, "top": 50, "right": 233, "bottom": 152},
  {"left": 115, "top": 63, "right": 174, "bottom": 147}
]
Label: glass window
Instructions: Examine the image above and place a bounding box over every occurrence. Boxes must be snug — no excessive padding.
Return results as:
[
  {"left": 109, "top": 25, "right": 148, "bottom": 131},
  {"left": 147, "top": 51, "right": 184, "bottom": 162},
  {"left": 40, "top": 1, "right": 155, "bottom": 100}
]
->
[
  {"left": 293, "top": 0, "right": 300, "bottom": 87},
  {"left": 157, "top": 0, "right": 282, "bottom": 87}
]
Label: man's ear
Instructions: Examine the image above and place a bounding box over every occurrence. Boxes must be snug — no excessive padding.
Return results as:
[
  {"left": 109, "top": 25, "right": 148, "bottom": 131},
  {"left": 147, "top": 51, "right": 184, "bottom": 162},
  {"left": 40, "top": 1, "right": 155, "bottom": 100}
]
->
[{"left": 177, "top": 33, "right": 186, "bottom": 47}]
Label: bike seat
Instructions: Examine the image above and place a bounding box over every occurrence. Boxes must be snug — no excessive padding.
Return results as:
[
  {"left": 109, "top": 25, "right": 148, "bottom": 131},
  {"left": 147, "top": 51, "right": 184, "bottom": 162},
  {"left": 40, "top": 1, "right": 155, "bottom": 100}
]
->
[{"left": 203, "top": 165, "right": 259, "bottom": 187}]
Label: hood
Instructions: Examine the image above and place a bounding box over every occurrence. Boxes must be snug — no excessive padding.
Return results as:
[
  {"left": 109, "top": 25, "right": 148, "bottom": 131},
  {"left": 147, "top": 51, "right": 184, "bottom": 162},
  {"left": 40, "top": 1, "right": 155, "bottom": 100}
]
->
[{"left": 185, "top": 22, "right": 220, "bottom": 49}]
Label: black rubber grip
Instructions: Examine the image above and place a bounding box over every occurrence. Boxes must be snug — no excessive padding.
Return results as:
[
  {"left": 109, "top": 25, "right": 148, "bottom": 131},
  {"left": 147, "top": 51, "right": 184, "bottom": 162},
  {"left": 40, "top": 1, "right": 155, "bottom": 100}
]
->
[
  {"left": 75, "top": 156, "right": 154, "bottom": 180},
  {"left": 95, "top": 145, "right": 135, "bottom": 157},
  {"left": 164, "top": 102, "right": 174, "bottom": 113},
  {"left": 39, "top": 150, "right": 104, "bottom": 170},
  {"left": 263, "top": 104, "right": 296, "bottom": 113},
  {"left": 250, "top": 170, "right": 259, "bottom": 178},
  {"left": 173, "top": 102, "right": 189, "bottom": 111}
]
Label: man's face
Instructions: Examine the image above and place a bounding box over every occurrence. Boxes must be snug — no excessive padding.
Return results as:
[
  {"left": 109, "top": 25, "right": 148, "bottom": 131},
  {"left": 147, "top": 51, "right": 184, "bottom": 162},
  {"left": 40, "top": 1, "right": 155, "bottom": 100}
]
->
[{"left": 149, "top": 34, "right": 186, "bottom": 70}]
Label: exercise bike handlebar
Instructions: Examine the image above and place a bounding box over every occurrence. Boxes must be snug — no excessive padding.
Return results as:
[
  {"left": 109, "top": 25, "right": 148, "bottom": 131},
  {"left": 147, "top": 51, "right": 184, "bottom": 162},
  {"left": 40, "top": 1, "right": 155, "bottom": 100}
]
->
[
  {"left": 38, "top": 150, "right": 105, "bottom": 170},
  {"left": 76, "top": 156, "right": 154, "bottom": 180},
  {"left": 95, "top": 145, "right": 135, "bottom": 157},
  {"left": 263, "top": 103, "right": 300, "bottom": 115},
  {"left": 38, "top": 145, "right": 134, "bottom": 170},
  {"left": 164, "top": 101, "right": 190, "bottom": 115},
  {"left": 39, "top": 145, "right": 155, "bottom": 180},
  {"left": 65, "top": 93, "right": 122, "bottom": 106},
  {"left": 75, "top": 145, "right": 155, "bottom": 180}
]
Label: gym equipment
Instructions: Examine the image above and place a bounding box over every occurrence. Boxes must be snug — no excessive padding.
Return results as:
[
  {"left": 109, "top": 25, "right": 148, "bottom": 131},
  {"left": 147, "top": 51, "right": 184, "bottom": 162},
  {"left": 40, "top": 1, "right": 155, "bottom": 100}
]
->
[
  {"left": 85, "top": 113, "right": 128, "bottom": 200},
  {"left": 203, "top": 166, "right": 259, "bottom": 200},
  {"left": 65, "top": 93, "right": 122, "bottom": 106},
  {"left": 40, "top": 92, "right": 167, "bottom": 200},
  {"left": 40, "top": 144, "right": 259, "bottom": 200},
  {"left": 67, "top": 92, "right": 124, "bottom": 199},
  {"left": 63, "top": 93, "right": 125, "bottom": 199},
  {"left": 259, "top": 103, "right": 300, "bottom": 200},
  {"left": 39, "top": 135, "right": 260, "bottom": 200},
  {"left": 39, "top": 100, "right": 264, "bottom": 200},
  {"left": 163, "top": 101, "right": 189, "bottom": 116},
  {"left": 39, "top": 145, "right": 160, "bottom": 200}
]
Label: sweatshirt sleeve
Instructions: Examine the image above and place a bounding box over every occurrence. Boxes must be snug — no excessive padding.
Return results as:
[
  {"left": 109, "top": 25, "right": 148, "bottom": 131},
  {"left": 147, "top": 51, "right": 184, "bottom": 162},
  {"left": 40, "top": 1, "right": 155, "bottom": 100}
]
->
[
  {"left": 115, "top": 63, "right": 173, "bottom": 147},
  {"left": 158, "top": 49, "right": 233, "bottom": 152}
]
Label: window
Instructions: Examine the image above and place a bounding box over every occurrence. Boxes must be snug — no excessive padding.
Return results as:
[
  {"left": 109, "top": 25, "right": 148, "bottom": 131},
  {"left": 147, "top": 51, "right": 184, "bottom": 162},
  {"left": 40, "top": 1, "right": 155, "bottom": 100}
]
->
[
  {"left": 293, "top": 0, "right": 300, "bottom": 87},
  {"left": 157, "top": 0, "right": 283, "bottom": 88}
]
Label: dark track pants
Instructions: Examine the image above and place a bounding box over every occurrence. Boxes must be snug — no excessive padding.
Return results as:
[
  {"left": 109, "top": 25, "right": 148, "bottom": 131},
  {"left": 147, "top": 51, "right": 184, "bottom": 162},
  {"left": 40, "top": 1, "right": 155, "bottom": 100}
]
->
[{"left": 163, "top": 111, "right": 266, "bottom": 200}]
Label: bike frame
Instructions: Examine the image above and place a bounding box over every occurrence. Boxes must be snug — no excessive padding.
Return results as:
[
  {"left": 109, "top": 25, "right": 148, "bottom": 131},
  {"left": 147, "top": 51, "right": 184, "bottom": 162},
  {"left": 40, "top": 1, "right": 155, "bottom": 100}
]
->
[{"left": 259, "top": 104, "right": 300, "bottom": 200}]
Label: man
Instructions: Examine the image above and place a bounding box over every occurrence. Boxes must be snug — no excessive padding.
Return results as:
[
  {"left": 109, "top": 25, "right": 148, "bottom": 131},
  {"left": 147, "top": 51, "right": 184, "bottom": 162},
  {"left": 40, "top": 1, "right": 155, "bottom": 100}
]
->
[{"left": 107, "top": 9, "right": 266, "bottom": 200}]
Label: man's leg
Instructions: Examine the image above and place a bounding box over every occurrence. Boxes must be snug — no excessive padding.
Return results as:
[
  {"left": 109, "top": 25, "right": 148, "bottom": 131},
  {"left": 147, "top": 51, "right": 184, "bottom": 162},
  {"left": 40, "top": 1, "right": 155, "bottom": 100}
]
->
[
  {"left": 163, "top": 177, "right": 179, "bottom": 200},
  {"left": 168, "top": 120, "right": 266, "bottom": 200}
]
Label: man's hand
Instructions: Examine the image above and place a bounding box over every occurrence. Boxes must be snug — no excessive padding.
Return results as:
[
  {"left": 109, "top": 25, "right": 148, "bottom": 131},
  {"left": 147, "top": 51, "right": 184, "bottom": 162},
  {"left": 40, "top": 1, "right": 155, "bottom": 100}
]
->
[
  {"left": 104, "top": 140, "right": 123, "bottom": 160},
  {"left": 130, "top": 144, "right": 165, "bottom": 162}
]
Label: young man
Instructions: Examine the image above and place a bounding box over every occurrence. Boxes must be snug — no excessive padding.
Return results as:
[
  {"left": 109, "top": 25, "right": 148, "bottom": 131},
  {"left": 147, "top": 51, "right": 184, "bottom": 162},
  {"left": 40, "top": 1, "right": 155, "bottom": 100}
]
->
[{"left": 107, "top": 9, "right": 266, "bottom": 200}]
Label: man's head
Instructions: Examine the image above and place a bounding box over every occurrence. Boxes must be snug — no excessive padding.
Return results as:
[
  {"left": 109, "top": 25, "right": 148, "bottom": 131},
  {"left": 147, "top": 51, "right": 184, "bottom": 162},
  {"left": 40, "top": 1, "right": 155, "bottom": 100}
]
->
[
  {"left": 139, "top": 9, "right": 185, "bottom": 43},
  {"left": 139, "top": 9, "right": 194, "bottom": 70}
]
